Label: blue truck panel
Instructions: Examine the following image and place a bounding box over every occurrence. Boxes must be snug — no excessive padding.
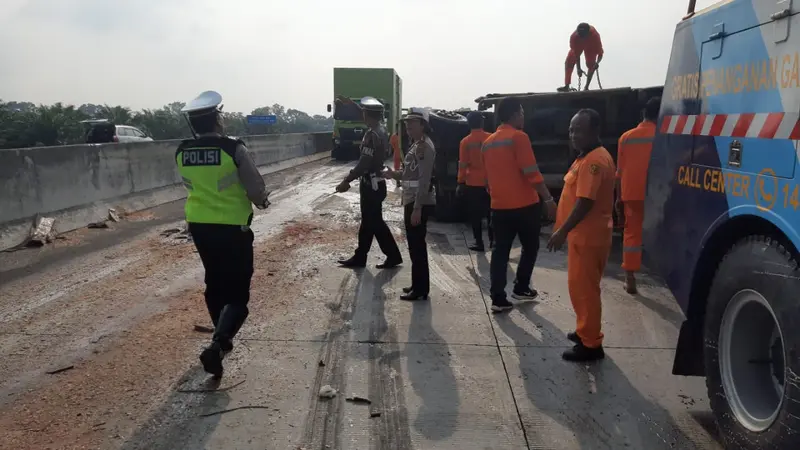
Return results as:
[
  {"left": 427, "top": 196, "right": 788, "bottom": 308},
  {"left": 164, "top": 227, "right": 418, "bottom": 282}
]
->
[{"left": 645, "top": 0, "right": 800, "bottom": 314}]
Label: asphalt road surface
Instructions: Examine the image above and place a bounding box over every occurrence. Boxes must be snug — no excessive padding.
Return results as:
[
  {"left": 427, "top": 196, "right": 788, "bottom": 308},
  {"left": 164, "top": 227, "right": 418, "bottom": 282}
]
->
[{"left": 0, "top": 159, "right": 723, "bottom": 450}]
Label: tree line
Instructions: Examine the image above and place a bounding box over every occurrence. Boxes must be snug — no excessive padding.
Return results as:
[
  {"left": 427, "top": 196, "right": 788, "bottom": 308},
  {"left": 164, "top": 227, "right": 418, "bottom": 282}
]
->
[{"left": 0, "top": 100, "right": 334, "bottom": 149}]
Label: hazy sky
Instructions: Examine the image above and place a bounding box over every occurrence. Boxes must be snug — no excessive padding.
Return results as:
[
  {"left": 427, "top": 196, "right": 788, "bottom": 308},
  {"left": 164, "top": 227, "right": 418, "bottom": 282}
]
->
[{"left": 0, "top": 0, "right": 717, "bottom": 115}]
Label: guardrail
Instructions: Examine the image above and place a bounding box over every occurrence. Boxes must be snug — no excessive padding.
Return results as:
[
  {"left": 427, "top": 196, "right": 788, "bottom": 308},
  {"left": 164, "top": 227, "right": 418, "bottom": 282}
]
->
[{"left": 0, "top": 132, "right": 333, "bottom": 251}]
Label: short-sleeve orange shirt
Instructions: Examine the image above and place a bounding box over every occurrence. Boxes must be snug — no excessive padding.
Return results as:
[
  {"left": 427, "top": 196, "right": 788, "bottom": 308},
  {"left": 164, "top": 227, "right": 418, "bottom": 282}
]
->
[{"left": 555, "top": 146, "right": 616, "bottom": 246}]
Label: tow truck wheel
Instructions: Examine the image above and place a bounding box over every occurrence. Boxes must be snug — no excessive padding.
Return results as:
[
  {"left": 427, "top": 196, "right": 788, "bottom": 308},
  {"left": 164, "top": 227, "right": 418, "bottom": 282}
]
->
[{"left": 704, "top": 236, "right": 800, "bottom": 449}]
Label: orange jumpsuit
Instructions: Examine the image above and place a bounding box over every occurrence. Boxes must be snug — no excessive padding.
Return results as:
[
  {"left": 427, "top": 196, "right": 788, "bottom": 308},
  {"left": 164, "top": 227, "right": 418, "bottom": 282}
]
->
[
  {"left": 616, "top": 121, "right": 655, "bottom": 272},
  {"left": 458, "top": 130, "right": 491, "bottom": 187},
  {"left": 391, "top": 133, "right": 402, "bottom": 171},
  {"left": 555, "top": 146, "right": 616, "bottom": 349},
  {"left": 565, "top": 26, "right": 604, "bottom": 86}
]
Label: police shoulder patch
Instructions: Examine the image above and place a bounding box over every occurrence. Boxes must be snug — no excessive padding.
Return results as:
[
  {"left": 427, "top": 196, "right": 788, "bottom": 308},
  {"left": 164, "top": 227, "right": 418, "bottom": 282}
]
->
[
  {"left": 182, "top": 148, "right": 221, "bottom": 166},
  {"left": 589, "top": 163, "right": 600, "bottom": 175}
]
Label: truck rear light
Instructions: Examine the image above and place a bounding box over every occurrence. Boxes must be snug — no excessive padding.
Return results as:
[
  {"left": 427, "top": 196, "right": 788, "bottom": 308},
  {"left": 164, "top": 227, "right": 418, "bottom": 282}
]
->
[{"left": 112, "top": 135, "right": 119, "bottom": 143}]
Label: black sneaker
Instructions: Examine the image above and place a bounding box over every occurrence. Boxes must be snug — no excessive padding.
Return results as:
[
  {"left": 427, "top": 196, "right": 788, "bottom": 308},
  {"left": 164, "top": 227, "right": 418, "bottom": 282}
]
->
[
  {"left": 567, "top": 331, "right": 582, "bottom": 344},
  {"left": 468, "top": 243, "right": 486, "bottom": 252},
  {"left": 511, "top": 287, "right": 538, "bottom": 301},
  {"left": 491, "top": 298, "right": 514, "bottom": 313},
  {"left": 562, "top": 343, "right": 605, "bottom": 362},
  {"left": 199, "top": 342, "right": 228, "bottom": 378},
  {"left": 402, "top": 286, "right": 414, "bottom": 294}
]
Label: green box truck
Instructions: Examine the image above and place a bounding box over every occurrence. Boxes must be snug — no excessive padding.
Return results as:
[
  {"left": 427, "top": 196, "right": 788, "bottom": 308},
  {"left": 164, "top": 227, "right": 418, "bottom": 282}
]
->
[{"left": 327, "top": 68, "right": 402, "bottom": 161}]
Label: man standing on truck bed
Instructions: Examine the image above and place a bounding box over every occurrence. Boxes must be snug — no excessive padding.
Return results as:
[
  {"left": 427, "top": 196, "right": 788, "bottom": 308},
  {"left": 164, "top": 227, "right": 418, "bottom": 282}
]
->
[
  {"left": 616, "top": 97, "right": 660, "bottom": 294},
  {"left": 177, "top": 90, "right": 271, "bottom": 378},
  {"left": 558, "top": 23, "right": 604, "bottom": 93},
  {"left": 457, "top": 112, "right": 494, "bottom": 251},
  {"left": 482, "top": 97, "right": 557, "bottom": 312},
  {"left": 547, "top": 108, "right": 615, "bottom": 362},
  {"left": 335, "top": 95, "right": 403, "bottom": 269}
]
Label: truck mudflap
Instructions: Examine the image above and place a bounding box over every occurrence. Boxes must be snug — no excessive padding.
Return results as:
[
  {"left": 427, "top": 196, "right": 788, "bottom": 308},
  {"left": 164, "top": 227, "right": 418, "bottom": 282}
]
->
[{"left": 672, "top": 318, "right": 706, "bottom": 377}]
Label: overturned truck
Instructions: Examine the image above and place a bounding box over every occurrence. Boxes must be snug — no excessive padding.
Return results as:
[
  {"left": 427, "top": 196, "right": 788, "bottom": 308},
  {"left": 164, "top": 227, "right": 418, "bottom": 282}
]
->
[{"left": 422, "top": 86, "right": 664, "bottom": 223}]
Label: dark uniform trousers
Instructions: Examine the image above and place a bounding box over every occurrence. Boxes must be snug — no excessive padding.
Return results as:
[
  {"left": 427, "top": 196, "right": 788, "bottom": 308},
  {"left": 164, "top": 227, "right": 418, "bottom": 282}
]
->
[
  {"left": 404, "top": 203, "right": 433, "bottom": 295},
  {"left": 355, "top": 179, "right": 401, "bottom": 262},
  {"left": 489, "top": 202, "right": 542, "bottom": 302},
  {"left": 465, "top": 185, "right": 493, "bottom": 245},
  {"left": 188, "top": 222, "right": 253, "bottom": 350}
]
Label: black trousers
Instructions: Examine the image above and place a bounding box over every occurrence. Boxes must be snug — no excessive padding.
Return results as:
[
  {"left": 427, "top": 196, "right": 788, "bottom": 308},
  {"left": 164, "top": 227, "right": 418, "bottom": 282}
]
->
[
  {"left": 465, "top": 185, "right": 493, "bottom": 245},
  {"left": 489, "top": 203, "right": 542, "bottom": 303},
  {"left": 188, "top": 222, "right": 254, "bottom": 350},
  {"left": 404, "top": 203, "right": 433, "bottom": 295},
  {"left": 354, "top": 180, "right": 402, "bottom": 262}
]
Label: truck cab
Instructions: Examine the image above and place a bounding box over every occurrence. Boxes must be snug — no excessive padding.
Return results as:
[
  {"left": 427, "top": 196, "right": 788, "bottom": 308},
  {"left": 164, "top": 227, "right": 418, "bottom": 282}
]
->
[
  {"left": 329, "top": 67, "right": 402, "bottom": 161},
  {"left": 644, "top": 1, "right": 800, "bottom": 448},
  {"left": 329, "top": 97, "right": 391, "bottom": 160}
]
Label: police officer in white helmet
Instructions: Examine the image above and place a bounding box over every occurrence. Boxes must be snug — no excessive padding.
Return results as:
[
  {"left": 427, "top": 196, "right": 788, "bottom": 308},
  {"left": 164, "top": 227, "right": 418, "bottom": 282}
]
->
[
  {"left": 334, "top": 95, "right": 403, "bottom": 269},
  {"left": 177, "top": 91, "right": 270, "bottom": 378}
]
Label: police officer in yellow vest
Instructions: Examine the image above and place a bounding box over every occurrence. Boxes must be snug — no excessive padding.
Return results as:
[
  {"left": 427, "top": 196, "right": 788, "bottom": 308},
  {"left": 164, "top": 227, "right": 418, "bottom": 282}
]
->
[{"left": 177, "top": 91, "right": 270, "bottom": 378}]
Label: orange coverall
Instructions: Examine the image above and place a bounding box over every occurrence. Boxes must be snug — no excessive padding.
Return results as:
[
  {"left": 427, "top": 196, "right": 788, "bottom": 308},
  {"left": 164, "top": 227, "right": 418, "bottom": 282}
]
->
[
  {"left": 458, "top": 130, "right": 491, "bottom": 186},
  {"left": 481, "top": 124, "right": 544, "bottom": 209},
  {"left": 391, "top": 133, "right": 401, "bottom": 170},
  {"left": 555, "top": 146, "right": 616, "bottom": 349},
  {"left": 616, "top": 121, "right": 655, "bottom": 272},
  {"left": 565, "top": 26, "right": 604, "bottom": 86}
]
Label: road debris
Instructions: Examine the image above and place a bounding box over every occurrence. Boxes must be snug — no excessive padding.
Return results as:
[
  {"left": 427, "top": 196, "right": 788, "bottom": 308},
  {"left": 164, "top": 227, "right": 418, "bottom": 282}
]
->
[
  {"left": 108, "top": 208, "right": 121, "bottom": 223},
  {"left": 318, "top": 385, "right": 337, "bottom": 398},
  {"left": 199, "top": 405, "right": 271, "bottom": 418},
  {"left": 370, "top": 411, "right": 382, "bottom": 418},
  {"left": 45, "top": 365, "right": 74, "bottom": 375},
  {"left": 88, "top": 221, "right": 110, "bottom": 229},
  {"left": 345, "top": 395, "right": 371, "bottom": 405},
  {"left": 318, "top": 360, "right": 325, "bottom": 367}
]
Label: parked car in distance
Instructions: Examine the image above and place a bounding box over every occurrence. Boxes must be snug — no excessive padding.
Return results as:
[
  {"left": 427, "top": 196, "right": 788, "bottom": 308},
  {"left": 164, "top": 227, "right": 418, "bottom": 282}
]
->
[{"left": 81, "top": 119, "right": 153, "bottom": 144}]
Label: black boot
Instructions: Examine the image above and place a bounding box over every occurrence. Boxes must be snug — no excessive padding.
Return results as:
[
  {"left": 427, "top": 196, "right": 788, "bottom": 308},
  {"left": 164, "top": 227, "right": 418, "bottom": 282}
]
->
[
  {"left": 562, "top": 343, "right": 605, "bottom": 362},
  {"left": 338, "top": 256, "right": 366, "bottom": 268},
  {"left": 199, "top": 341, "right": 229, "bottom": 378},
  {"left": 400, "top": 291, "right": 429, "bottom": 301},
  {"left": 468, "top": 242, "right": 485, "bottom": 252},
  {"left": 402, "top": 286, "right": 414, "bottom": 294},
  {"left": 376, "top": 256, "right": 402, "bottom": 269}
]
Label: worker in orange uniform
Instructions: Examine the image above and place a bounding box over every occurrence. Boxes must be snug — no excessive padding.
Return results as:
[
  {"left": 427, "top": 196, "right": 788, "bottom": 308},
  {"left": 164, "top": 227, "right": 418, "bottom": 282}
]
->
[
  {"left": 547, "top": 108, "right": 615, "bottom": 362},
  {"left": 390, "top": 129, "right": 402, "bottom": 188},
  {"left": 558, "top": 23, "right": 604, "bottom": 93},
  {"left": 616, "top": 97, "right": 660, "bottom": 294},
  {"left": 483, "top": 97, "right": 557, "bottom": 313},
  {"left": 457, "top": 112, "right": 493, "bottom": 251}
]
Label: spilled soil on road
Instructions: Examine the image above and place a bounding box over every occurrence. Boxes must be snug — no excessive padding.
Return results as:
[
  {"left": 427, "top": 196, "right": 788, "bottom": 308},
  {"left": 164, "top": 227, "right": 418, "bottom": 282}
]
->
[{"left": 0, "top": 214, "right": 363, "bottom": 450}]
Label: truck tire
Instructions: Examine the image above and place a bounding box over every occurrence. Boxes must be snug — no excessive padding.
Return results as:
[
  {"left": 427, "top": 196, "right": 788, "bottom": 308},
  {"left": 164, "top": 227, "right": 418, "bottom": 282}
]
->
[{"left": 703, "top": 235, "right": 800, "bottom": 449}]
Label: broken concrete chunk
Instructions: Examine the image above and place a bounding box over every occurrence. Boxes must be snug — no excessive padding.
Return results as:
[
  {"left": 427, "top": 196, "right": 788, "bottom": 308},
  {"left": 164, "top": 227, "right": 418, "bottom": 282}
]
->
[
  {"left": 318, "top": 385, "right": 337, "bottom": 399},
  {"left": 27, "top": 216, "right": 55, "bottom": 246},
  {"left": 108, "top": 208, "right": 120, "bottom": 222}
]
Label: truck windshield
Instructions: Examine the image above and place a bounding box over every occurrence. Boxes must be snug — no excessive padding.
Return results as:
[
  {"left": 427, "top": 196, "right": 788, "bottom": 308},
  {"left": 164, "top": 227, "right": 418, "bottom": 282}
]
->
[{"left": 334, "top": 103, "right": 363, "bottom": 121}]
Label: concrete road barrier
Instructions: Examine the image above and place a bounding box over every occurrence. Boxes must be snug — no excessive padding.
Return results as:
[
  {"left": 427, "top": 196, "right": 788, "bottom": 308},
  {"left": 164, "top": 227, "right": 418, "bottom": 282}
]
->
[{"left": 0, "top": 132, "right": 333, "bottom": 251}]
